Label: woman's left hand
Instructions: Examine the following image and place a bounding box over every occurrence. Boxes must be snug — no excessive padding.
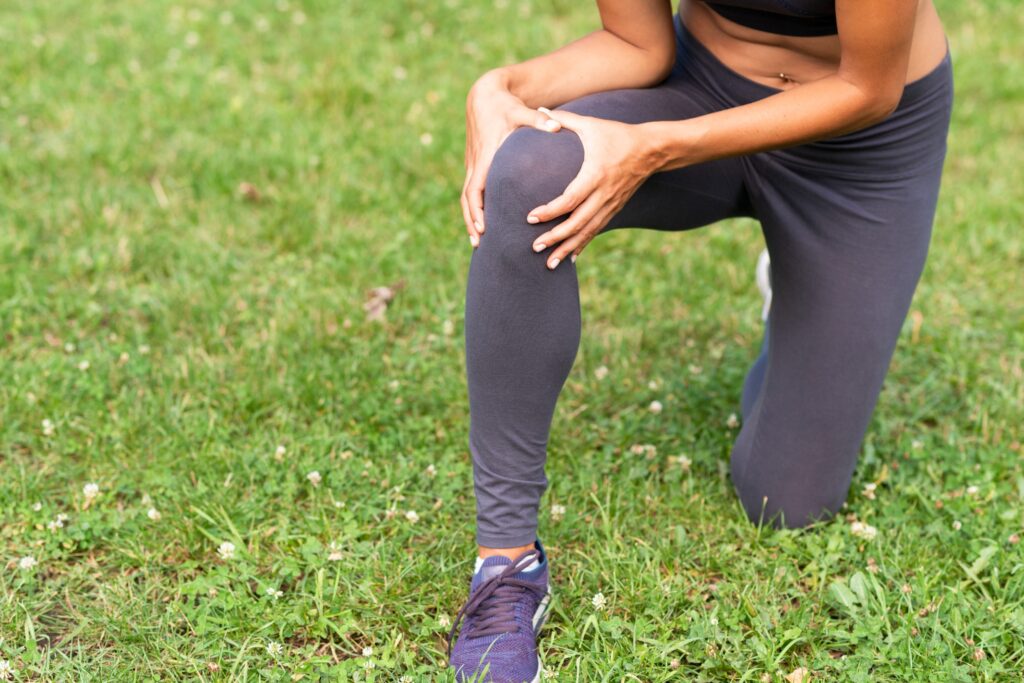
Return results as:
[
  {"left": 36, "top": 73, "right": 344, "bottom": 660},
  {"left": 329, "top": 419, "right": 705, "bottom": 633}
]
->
[{"left": 527, "top": 109, "right": 657, "bottom": 269}]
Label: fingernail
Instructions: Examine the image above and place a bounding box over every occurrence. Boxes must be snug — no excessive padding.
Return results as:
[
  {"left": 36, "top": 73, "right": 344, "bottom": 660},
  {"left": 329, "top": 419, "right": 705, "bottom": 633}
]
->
[
  {"left": 470, "top": 234, "right": 479, "bottom": 247},
  {"left": 474, "top": 220, "right": 483, "bottom": 233},
  {"left": 533, "top": 242, "right": 545, "bottom": 252},
  {"left": 570, "top": 254, "right": 576, "bottom": 263},
  {"left": 544, "top": 120, "right": 558, "bottom": 131},
  {"left": 548, "top": 257, "right": 560, "bottom": 269},
  {"left": 538, "top": 106, "right": 552, "bottom": 115},
  {"left": 527, "top": 215, "right": 539, "bottom": 224}
]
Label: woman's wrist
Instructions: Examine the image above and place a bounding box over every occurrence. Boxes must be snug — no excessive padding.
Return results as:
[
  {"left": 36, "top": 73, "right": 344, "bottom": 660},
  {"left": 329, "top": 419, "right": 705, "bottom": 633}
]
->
[
  {"left": 471, "top": 68, "right": 513, "bottom": 100},
  {"left": 636, "top": 119, "right": 706, "bottom": 174}
]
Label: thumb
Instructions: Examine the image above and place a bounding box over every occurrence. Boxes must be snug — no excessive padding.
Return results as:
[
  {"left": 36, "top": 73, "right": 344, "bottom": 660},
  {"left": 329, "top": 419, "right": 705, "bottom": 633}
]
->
[
  {"left": 528, "top": 106, "right": 561, "bottom": 132},
  {"left": 538, "top": 106, "right": 587, "bottom": 131}
]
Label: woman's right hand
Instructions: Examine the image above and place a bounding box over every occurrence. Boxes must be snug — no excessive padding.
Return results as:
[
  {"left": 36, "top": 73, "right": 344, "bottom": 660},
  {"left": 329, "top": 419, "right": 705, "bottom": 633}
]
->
[{"left": 462, "top": 70, "right": 562, "bottom": 247}]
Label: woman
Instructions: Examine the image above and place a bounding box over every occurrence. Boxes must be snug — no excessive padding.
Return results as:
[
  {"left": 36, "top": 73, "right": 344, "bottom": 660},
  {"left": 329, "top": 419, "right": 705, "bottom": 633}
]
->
[{"left": 449, "top": 0, "right": 952, "bottom": 680}]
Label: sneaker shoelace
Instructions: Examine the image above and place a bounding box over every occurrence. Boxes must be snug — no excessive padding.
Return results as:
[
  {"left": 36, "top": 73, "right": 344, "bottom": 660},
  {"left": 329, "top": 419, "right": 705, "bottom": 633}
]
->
[{"left": 447, "top": 550, "right": 546, "bottom": 657}]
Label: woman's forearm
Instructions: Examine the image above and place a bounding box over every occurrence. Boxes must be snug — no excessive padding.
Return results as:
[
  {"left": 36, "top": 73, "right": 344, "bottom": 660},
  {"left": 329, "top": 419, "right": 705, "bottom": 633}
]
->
[
  {"left": 484, "top": 28, "right": 675, "bottom": 110},
  {"left": 640, "top": 73, "right": 901, "bottom": 172}
]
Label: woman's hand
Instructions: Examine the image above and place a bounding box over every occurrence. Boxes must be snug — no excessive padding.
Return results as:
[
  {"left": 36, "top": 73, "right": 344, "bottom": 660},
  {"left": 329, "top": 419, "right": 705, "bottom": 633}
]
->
[
  {"left": 526, "top": 109, "right": 658, "bottom": 269},
  {"left": 463, "top": 71, "right": 562, "bottom": 248}
]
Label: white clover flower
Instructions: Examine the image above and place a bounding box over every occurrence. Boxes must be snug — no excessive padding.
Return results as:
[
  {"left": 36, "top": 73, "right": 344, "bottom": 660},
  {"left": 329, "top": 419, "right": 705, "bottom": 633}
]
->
[
  {"left": 83, "top": 482, "right": 100, "bottom": 501},
  {"left": 255, "top": 16, "right": 270, "bottom": 32},
  {"left": 18, "top": 556, "right": 37, "bottom": 570},
  {"left": 138, "top": 344, "right": 150, "bottom": 354},
  {"left": 850, "top": 521, "right": 878, "bottom": 541},
  {"left": 47, "top": 518, "right": 63, "bottom": 532},
  {"left": 274, "top": 444, "right": 286, "bottom": 461},
  {"left": 266, "top": 587, "right": 283, "bottom": 599},
  {"left": 291, "top": 10, "right": 306, "bottom": 25},
  {"left": 219, "top": 11, "right": 234, "bottom": 25},
  {"left": 327, "top": 541, "right": 343, "bottom": 561},
  {"left": 550, "top": 504, "right": 566, "bottom": 521},
  {"left": 419, "top": 132, "right": 433, "bottom": 146},
  {"left": 266, "top": 641, "right": 283, "bottom": 656},
  {"left": 725, "top": 413, "right": 740, "bottom": 429},
  {"left": 184, "top": 31, "right": 199, "bottom": 47},
  {"left": 966, "top": 485, "right": 979, "bottom": 496},
  {"left": 594, "top": 365, "right": 609, "bottom": 380},
  {"left": 862, "top": 482, "right": 877, "bottom": 500},
  {"left": 543, "top": 668, "right": 557, "bottom": 680},
  {"left": 673, "top": 454, "right": 692, "bottom": 471},
  {"left": 425, "top": 464, "right": 437, "bottom": 478},
  {"left": 438, "top": 614, "right": 451, "bottom": 628},
  {"left": 42, "top": 418, "right": 55, "bottom": 436},
  {"left": 217, "top": 542, "right": 236, "bottom": 560},
  {"left": 0, "top": 659, "right": 13, "bottom": 680},
  {"left": 591, "top": 592, "right": 607, "bottom": 610},
  {"left": 630, "top": 443, "right": 657, "bottom": 458},
  {"left": 710, "top": 616, "right": 719, "bottom": 626},
  {"left": 952, "top": 520, "right": 962, "bottom": 531},
  {"left": 362, "top": 660, "right": 375, "bottom": 671},
  {"left": 649, "top": 400, "right": 663, "bottom": 414},
  {"left": 911, "top": 439, "right": 923, "bottom": 450},
  {"left": 78, "top": 359, "right": 90, "bottom": 371},
  {"left": 64, "top": 342, "right": 76, "bottom": 353},
  {"left": 400, "top": 677, "right": 413, "bottom": 683},
  {"left": 147, "top": 508, "right": 161, "bottom": 521},
  {"left": 32, "top": 501, "right": 43, "bottom": 511},
  {"left": 405, "top": 510, "right": 420, "bottom": 524},
  {"left": 306, "top": 470, "right": 322, "bottom": 486},
  {"left": 362, "top": 646, "right": 373, "bottom": 657},
  {"left": 56, "top": 512, "right": 68, "bottom": 522}
]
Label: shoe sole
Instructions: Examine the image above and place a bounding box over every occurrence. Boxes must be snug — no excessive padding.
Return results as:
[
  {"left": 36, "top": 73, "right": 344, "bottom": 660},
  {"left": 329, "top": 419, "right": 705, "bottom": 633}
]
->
[{"left": 528, "top": 586, "right": 553, "bottom": 683}]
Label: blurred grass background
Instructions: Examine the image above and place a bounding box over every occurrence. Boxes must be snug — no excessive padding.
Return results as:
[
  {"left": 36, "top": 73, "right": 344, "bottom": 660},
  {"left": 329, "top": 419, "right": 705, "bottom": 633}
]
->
[{"left": 0, "top": 0, "right": 1021, "bottom": 680}]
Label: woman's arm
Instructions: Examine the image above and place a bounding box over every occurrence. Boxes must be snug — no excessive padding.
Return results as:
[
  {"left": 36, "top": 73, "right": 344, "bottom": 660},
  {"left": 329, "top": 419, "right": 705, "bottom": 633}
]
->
[
  {"left": 485, "top": 0, "right": 676, "bottom": 109},
  {"left": 643, "top": 0, "right": 918, "bottom": 171},
  {"left": 461, "top": 0, "right": 674, "bottom": 246},
  {"left": 529, "top": 0, "right": 921, "bottom": 268}
]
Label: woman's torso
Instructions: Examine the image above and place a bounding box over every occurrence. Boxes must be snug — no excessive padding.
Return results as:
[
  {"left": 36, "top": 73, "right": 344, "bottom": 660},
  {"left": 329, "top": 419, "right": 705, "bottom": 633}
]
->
[{"left": 683, "top": 0, "right": 948, "bottom": 90}]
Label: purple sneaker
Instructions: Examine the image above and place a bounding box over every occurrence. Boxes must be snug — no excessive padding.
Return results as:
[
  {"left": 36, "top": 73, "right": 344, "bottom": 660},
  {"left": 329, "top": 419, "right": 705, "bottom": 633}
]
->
[{"left": 447, "top": 541, "right": 552, "bottom": 683}]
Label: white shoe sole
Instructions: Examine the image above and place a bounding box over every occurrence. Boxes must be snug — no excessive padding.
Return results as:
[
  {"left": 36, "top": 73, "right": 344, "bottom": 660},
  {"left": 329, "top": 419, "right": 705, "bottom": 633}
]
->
[
  {"left": 755, "top": 248, "right": 772, "bottom": 322},
  {"left": 528, "top": 587, "right": 553, "bottom": 683}
]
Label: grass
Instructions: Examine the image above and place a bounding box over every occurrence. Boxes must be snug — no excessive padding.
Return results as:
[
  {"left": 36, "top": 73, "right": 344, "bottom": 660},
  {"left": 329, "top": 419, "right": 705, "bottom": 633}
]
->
[{"left": 0, "top": 0, "right": 1021, "bottom": 680}]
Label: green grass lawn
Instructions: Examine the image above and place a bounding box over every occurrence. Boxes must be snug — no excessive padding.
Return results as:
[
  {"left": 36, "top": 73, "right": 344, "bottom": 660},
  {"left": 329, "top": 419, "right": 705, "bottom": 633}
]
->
[{"left": 1, "top": 0, "right": 1022, "bottom": 680}]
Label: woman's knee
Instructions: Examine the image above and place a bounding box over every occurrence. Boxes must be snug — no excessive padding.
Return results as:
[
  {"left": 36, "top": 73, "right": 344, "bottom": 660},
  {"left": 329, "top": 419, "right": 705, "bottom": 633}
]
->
[
  {"left": 730, "top": 443, "right": 851, "bottom": 529},
  {"left": 484, "top": 126, "right": 584, "bottom": 227}
]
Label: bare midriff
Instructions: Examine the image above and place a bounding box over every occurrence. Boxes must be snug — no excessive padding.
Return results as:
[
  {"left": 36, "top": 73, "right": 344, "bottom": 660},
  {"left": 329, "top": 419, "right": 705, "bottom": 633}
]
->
[{"left": 683, "top": 0, "right": 949, "bottom": 90}]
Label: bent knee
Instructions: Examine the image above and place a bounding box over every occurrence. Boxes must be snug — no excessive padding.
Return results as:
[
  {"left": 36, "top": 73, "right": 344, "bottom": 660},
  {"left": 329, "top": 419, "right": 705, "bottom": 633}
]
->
[
  {"left": 485, "top": 126, "right": 584, "bottom": 218},
  {"left": 476, "top": 127, "right": 584, "bottom": 269},
  {"left": 731, "top": 455, "right": 851, "bottom": 529}
]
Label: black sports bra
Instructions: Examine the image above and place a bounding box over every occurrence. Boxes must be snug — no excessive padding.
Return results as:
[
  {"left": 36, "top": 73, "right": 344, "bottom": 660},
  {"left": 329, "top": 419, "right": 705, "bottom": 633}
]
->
[{"left": 704, "top": 0, "right": 837, "bottom": 37}]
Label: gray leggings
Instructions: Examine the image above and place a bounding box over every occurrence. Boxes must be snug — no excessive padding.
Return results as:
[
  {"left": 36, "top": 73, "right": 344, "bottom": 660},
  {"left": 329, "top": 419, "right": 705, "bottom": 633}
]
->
[{"left": 465, "top": 15, "right": 954, "bottom": 547}]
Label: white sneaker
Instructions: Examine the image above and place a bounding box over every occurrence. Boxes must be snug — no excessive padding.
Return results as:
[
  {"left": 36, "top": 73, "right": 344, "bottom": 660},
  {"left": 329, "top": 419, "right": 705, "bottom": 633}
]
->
[{"left": 755, "top": 248, "right": 772, "bottom": 322}]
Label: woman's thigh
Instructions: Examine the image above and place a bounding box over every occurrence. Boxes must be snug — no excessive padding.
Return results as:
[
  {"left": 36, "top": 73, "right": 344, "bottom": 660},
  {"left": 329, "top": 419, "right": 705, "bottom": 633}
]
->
[
  {"left": 730, "top": 157, "right": 946, "bottom": 527},
  {"left": 483, "top": 77, "right": 751, "bottom": 253}
]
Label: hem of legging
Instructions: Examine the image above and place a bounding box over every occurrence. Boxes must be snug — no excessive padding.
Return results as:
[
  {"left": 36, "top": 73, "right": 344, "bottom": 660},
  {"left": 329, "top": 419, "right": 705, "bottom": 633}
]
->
[{"left": 475, "top": 529, "right": 539, "bottom": 549}]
